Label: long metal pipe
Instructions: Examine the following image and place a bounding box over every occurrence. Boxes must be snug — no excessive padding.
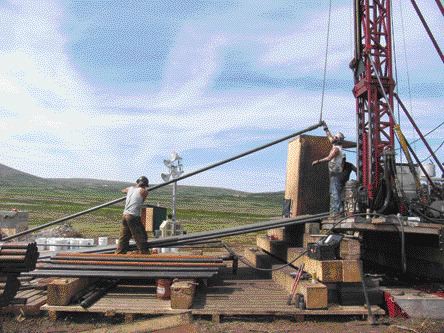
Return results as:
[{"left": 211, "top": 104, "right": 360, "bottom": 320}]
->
[
  {"left": 395, "top": 93, "right": 443, "bottom": 174},
  {"left": 36, "top": 264, "right": 220, "bottom": 272},
  {"left": 25, "top": 270, "right": 219, "bottom": 279},
  {"left": 3, "top": 122, "right": 323, "bottom": 241},
  {"left": 47, "top": 256, "right": 222, "bottom": 263},
  {"left": 88, "top": 212, "right": 328, "bottom": 254}
]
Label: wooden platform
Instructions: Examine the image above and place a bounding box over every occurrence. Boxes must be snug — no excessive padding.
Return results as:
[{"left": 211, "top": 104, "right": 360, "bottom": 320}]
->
[
  {"left": 0, "top": 288, "right": 47, "bottom": 316},
  {"left": 41, "top": 277, "right": 384, "bottom": 322},
  {"left": 322, "top": 216, "right": 443, "bottom": 237}
]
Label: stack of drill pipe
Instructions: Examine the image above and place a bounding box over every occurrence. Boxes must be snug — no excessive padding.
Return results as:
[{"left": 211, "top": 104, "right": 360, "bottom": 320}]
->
[
  {"left": 0, "top": 242, "right": 39, "bottom": 273},
  {"left": 44, "top": 212, "right": 329, "bottom": 256},
  {"left": 27, "top": 253, "right": 225, "bottom": 279},
  {"left": 0, "top": 242, "right": 39, "bottom": 307}
]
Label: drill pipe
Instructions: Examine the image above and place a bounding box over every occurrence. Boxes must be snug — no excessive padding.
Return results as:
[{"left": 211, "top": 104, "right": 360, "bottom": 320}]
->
[
  {"left": 47, "top": 256, "right": 223, "bottom": 263},
  {"left": 74, "top": 212, "right": 329, "bottom": 254},
  {"left": 3, "top": 122, "right": 323, "bottom": 242},
  {"left": 25, "top": 270, "right": 219, "bottom": 279},
  {"left": 54, "top": 252, "right": 219, "bottom": 259},
  {"left": 36, "top": 263, "right": 220, "bottom": 272},
  {"left": 46, "top": 259, "right": 224, "bottom": 267}
]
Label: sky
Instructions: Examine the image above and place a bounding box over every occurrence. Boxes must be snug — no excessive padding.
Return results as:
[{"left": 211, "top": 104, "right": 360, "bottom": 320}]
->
[{"left": 0, "top": 0, "right": 443, "bottom": 192}]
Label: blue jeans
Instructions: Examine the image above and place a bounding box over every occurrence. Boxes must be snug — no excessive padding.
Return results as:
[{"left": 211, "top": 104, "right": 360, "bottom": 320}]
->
[{"left": 329, "top": 173, "right": 342, "bottom": 215}]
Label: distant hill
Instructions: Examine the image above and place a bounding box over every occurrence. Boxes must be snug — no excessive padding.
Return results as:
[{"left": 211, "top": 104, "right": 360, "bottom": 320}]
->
[
  {"left": 0, "top": 163, "right": 283, "bottom": 197},
  {"left": 0, "top": 163, "right": 48, "bottom": 186}
]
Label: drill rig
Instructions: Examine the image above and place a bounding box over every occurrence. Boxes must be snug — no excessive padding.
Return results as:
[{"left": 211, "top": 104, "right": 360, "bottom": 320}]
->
[{"left": 350, "top": 0, "right": 443, "bottom": 218}]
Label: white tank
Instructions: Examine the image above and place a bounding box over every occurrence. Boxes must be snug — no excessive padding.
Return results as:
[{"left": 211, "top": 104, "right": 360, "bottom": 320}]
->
[
  {"left": 98, "top": 237, "right": 108, "bottom": 246},
  {"left": 35, "top": 237, "right": 46, "bottom": 251},
  {"left": 396, "top": 165, "right": 418, "bottom": 201},
  {"left": 69, "top": 238, "right": 80, "bottom": 250},
  {"left": 47, "top": 237, "right": 57, "bottom": 252},
  {"left": 420, "top": 162, "right": 436, "bottom": 178},
  {"left": 79, "top": 239, "right": 90, "bottom": 248}
]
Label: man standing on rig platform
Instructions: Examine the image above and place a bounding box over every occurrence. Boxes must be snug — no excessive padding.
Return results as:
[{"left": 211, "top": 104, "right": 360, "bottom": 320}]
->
[
  {"left": 312, "top": 124, "right": 345, "bottom": 217},
  {"left": 116, "top": 176, "right": 150, "bottom": 254}
]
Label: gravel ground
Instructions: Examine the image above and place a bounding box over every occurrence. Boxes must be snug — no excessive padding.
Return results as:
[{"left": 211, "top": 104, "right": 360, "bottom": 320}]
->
[{"left": 1, "top": 314, "right": 444, "bottom": 333}]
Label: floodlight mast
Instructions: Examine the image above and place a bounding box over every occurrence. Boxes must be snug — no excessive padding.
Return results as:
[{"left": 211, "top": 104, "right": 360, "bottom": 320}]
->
[{"left": 161, "top": 152, "right": 184, "bottom": 224}]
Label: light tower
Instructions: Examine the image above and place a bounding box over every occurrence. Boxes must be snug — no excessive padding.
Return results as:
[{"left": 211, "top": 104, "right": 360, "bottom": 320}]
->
[{"left": 161, "top": 151, "right": 184, "bottom": 224}]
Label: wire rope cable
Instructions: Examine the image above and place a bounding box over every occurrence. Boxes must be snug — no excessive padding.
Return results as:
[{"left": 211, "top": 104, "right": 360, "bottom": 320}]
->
[
  {"left": 410, "top": 121, "right": 444, "bottom": 145},
  {"left": 319, "top": 0, "right": 333, "bottom": 122},
  {"left": 399, "top": 0, "right": 417, "bottom": 150},
  {"left": 420, "top": 139, "right": 444, "bottom": 163}
]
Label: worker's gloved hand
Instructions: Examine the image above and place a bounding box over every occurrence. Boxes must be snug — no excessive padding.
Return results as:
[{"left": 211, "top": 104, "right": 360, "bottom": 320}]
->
[
  {"left": 321, "top": 121, "right": 328, "bottom": 132},
  {"left": 312, "top": 160, "right": 319, "bottom": 166}
]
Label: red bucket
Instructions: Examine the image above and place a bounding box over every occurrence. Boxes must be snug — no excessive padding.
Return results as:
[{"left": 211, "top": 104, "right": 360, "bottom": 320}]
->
[{"left": 156, "top": 279, "right": 172, "bottom": 300}]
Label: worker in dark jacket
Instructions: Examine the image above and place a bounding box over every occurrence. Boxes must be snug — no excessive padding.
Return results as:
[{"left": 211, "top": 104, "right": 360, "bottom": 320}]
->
[
  {"left": 312, "top": 125, "right": 345, "bottom": 217},
  {"left": 116, "top": 176, "right": 150, "bottom": 254},
  {"left": 340, "top": 155, "right": 357, "bottom": 188}
]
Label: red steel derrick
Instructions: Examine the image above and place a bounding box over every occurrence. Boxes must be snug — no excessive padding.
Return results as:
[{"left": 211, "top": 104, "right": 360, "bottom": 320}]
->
[{"left": 352, "top": 0, "right": 395, "bottom": 206}]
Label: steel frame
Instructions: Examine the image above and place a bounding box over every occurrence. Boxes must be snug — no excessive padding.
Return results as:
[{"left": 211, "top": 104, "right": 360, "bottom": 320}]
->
[{"left": 353, "top": 0, "right": 395, "bottom": 204}]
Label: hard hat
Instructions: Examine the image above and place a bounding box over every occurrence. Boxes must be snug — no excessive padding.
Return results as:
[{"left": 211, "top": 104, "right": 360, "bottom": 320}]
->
[
  {"left": 335, "top": 132, "right": 345, "bottom": 142},
  {"left": 136, "top": 176, "right": 149, "bottom": 187}
]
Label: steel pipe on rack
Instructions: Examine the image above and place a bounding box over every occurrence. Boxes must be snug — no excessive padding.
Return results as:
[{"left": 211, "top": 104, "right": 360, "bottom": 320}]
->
[
  {"left": 35, "top": 264, "right": 221, "bottom": 272},
  {"left": 81, "top": 212, "right": 329, "bottom": 254},
  {"left": 24, "top": 270, "right": 220, "bottom": 279}
]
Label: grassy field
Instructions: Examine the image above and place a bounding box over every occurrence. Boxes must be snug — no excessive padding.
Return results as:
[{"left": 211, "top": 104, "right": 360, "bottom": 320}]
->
[{"left": 0, "top": 180, "right": 284, "bottom": 247}]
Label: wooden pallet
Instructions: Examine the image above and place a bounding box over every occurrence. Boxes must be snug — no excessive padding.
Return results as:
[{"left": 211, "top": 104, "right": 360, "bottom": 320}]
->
[
  {"left": 41, "top": 285, "right": 189, "bottom": 321},
  {"left": 41, "top": 279, "right": 384, "bottom": 322},
  {"left": 0, "top": 288, "right": 47, "bottom": 316},
  {"left": 192, "top": 279, "right": 383, "bottom": 322}
]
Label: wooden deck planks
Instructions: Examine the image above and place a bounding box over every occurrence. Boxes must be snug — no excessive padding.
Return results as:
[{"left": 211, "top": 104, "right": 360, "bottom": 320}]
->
[{"left": 41, "top": 278, "right": 385, "bottom": 319}]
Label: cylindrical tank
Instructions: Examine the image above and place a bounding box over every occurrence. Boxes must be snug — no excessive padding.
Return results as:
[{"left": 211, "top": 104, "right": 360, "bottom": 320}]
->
[
  {"left": 35, "top": 237, "right": 46, "bottom": 251},
  {"left": 98, "top": 237, "right": 108, "bottom": 246},
  {"left": 420, "top": 162, "right": 436, "bottom": 178}
]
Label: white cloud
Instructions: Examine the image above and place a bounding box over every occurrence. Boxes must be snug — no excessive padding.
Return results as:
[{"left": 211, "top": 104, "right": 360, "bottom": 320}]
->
[{"left": 0, "top": 0, "right": 442, "bottom": 192}]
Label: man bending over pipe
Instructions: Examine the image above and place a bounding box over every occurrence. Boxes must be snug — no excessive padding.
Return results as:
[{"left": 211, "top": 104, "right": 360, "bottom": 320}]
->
[{"left": 115, "top": 176, "right": 150, "bottom": 254}]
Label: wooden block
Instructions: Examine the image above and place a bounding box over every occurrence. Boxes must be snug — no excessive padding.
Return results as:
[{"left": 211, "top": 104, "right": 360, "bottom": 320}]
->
[
  {"left": 256, "top": 235, "right": 287, "bottom": 261},
  {"left": 47, "top": 278, "right": 92, "bottom": 306},
  {"left": 287, "top": 247, "right": 305, "bottom": 267},
  {"left": 143, "top": 207, "right": 154, "bottom": 231},
  {"left": 305, "top": 222, "right": 321, "bottom": 235},
  {"left": 212, "top": 314, "right": 220, "bottom": 324},
  {"left": 304, "top": 256, "right": 343, "bottom": 282},
  {"left": 340, "top": 238, "right": 361, "bottom": 260},
  {"left": 342, "top": 260, "right": 361, "bottom": 282},
  {"left": 271, "top": 266, "right": 295, "bottom": 293},
  {"left": 296, "top": 280, "right": 328, "bottom": 309},
  {"left": 267, "top": 225, "right": 304, "bottom": 246},
  {"left": 267, "top": 228, "right": 285, "bottom": 240},
  {"left": 243, "top": 247, "right": 272, "bottom": 269},
  {"left": 48, "top": 310, "right": 58, "bottom": 321},
  {"left": 303, "top": 234, "right": 324, "bottom": 249}
]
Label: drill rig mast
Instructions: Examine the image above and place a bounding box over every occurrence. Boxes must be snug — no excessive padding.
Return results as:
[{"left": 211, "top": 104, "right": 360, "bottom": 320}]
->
[{"left": 352, "top": 0, "right": 396, "bottom": 210}]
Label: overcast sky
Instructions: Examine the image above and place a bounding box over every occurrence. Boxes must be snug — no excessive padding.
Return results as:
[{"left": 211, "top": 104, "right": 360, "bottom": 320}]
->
[{"left": 0, "top": 0, "right": 442, "bottom": 192}]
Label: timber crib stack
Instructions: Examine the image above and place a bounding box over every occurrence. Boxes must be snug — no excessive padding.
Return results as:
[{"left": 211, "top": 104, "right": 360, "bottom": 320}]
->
[{"left": 0, "top": 242, "right": 39, "bottom": 306}]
